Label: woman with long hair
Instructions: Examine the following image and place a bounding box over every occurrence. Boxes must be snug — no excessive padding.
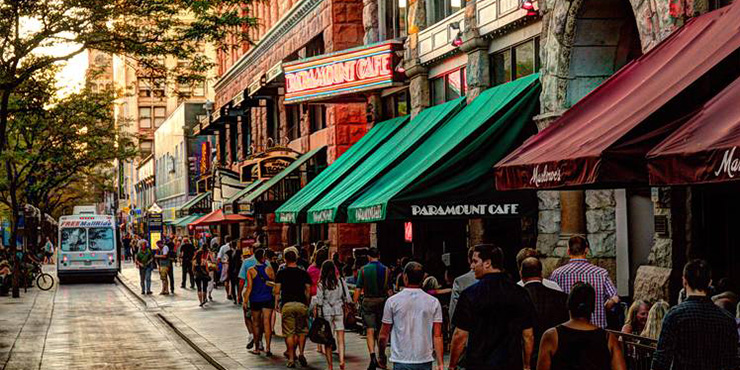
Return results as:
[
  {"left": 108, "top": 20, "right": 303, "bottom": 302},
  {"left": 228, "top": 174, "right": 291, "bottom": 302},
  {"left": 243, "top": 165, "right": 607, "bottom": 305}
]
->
[
  {"left": 314, "top": 260, "right": 350, "bottom": 370},
  {"left": 622, "top": 300, "right": 650, "bottom": 335},
  {"left": 193, "top": 244, "right": 211, "bottom": 307},
  {"left": 537, "top": 282, "right": 627, "bottom": 370},
  {"left": 640, "top": 300, "right": 670, "bottom": 340}
]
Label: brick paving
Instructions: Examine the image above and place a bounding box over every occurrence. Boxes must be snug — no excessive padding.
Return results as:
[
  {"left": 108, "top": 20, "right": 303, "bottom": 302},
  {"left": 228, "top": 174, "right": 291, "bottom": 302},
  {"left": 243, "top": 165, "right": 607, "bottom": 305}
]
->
[{"left": 119, "top": 261, "right": 375, "bottom": 370}]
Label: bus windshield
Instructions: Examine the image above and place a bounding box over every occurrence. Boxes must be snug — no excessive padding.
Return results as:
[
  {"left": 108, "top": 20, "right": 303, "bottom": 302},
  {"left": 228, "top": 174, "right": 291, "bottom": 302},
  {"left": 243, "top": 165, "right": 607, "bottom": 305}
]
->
[
  {"left": 88, "top": 228, "right": 115, "bottom": 251},
  {"left": 61, "top": 228, "right": 87, "bottom": 252}
]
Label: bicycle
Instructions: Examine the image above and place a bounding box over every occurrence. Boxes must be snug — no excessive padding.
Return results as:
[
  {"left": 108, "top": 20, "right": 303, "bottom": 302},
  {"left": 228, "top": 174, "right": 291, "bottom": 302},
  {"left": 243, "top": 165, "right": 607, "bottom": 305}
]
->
[{"left": 22, "top": 260, "right": 55, "bottom": 291}]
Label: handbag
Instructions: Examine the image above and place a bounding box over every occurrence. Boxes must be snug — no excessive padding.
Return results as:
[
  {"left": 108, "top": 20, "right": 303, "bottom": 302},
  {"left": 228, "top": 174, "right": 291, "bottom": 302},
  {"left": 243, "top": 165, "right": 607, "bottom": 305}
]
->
[
  {"left": 339, "top": 278, "right": 357, "bottom": 327},
  {"left": 273, "top": 310, "right": 284, "bottom": 337},
  {"left": 308, "top": 307, "right": 336, "bottom": 347}
]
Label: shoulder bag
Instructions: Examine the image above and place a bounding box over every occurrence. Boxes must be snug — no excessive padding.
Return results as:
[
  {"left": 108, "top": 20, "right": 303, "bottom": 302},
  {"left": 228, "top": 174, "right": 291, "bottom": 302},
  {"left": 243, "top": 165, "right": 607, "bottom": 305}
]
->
[{"left": 339, "top": 278, "right": 357, "bottom": 328}]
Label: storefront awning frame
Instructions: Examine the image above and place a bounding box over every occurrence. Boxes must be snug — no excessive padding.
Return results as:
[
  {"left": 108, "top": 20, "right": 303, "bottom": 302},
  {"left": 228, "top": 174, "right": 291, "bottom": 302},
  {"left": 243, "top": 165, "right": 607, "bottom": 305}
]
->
[
  {"left": 494, "top": 3, "right": 740, "bottom": 191},
  {"left": 275, "top": 115, "right": 408, "bottom": 223},
  {"left": 307, "top": 97, "right": 466, "bottom": 224},
  {"left": 347, "top": 74, "right": 541, "bottom": 223}
]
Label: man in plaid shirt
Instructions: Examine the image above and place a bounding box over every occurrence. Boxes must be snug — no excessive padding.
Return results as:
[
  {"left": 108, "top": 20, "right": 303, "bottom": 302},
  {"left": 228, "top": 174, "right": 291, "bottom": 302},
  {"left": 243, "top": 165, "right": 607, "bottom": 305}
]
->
[{"left": 549, "top": 235, "right": 619, "bottom": 328}]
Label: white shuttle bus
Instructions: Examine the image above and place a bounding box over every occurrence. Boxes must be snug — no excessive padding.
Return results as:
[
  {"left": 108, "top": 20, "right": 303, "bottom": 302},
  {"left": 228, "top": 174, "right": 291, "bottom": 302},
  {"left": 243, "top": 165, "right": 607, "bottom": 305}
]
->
[{"left": 57, "top": 212, "right": 118, "bottom": 283}]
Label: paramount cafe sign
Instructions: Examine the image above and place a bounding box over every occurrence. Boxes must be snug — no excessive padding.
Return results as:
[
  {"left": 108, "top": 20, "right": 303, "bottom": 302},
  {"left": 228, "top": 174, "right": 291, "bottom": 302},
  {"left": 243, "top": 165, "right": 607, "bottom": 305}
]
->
[{"left": 410, "top": 203, "right": 520, "bottom": 217}]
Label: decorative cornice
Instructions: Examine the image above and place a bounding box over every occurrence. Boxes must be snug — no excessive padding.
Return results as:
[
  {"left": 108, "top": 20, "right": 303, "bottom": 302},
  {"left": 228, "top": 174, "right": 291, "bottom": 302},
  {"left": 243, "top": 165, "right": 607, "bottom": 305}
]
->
[{"left": 215, "top": 0, "right": 325, "bottom": 94}]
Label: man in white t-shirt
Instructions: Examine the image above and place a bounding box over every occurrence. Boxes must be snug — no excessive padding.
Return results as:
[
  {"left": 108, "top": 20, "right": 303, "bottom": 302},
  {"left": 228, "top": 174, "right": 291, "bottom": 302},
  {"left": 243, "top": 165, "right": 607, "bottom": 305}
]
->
[{"left": 379, "top": 262, "right": 444, "bottom": 370}]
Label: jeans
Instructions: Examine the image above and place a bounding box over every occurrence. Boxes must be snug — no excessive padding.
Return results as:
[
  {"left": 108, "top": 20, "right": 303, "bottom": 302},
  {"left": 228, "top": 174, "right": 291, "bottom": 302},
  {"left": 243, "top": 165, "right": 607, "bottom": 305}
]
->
[
  {"left": 139, "top": 266, "right": 152, "bottom": 293},
  {"left": 181, "top": 262, "right": 194, "bottom": 288},
  {"left": 392, "top": 362, "right": 433, "bottom": 370}
]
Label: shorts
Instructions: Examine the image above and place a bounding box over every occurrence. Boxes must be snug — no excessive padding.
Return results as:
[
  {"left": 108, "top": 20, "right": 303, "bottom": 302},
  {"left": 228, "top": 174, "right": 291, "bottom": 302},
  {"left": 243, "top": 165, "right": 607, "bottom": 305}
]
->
[
  {"left": 393, "top": 362, "right": 433, "bottom": 370},
  {"left": 281, "top": 302, "right": 309, "bottom": 336},
  {"left": 361, "top": 297, "right": 386, "bottom": 331},
  {"left": 250, "top": 300, "right": 273, "bottom": 311},
  {"left": 324, "top": 313, "right": 344, "bottom": 332},
  {"left": 195, "top": 276, "right": 209, "bottom": 292}
]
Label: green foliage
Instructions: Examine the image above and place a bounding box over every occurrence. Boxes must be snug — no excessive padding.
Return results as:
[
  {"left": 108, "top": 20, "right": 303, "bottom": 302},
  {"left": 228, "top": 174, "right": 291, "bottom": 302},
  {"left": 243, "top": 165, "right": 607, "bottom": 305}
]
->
[
  {"left": 0, "top": 64, "right": 138, "bottom": 217},
  {"left": 0, "top": 0, "right": 258, "bottom": 151}
]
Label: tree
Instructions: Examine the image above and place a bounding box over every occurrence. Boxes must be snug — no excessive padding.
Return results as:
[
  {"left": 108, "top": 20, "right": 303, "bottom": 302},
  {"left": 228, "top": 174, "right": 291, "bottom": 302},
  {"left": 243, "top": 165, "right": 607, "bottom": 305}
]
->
[
  {"left": 0, "top": 65, "right": 138, "bottom": 297},
  {"left": 0, "top": 0, "right": 257, "bottom": 155}
]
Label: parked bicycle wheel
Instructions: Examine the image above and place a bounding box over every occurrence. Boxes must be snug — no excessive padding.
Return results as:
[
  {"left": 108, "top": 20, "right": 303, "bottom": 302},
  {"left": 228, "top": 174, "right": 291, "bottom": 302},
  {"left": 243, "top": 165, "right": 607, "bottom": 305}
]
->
[{"left": 36, "top": 273, "right": 54, "bottom": 291}]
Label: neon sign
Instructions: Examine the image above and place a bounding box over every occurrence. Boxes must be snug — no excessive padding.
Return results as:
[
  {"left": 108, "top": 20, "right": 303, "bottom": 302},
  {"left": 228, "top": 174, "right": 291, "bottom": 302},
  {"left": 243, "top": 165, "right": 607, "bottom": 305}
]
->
[{"left": 284, "top": 41, "right": 403, "bottom": 103}]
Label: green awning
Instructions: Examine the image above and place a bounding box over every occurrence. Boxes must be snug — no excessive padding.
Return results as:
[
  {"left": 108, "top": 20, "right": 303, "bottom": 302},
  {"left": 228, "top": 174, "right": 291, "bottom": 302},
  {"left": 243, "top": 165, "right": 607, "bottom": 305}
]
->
[
  {"left": 173, "top": 213, "right": 204, "bottom": 227},
  {"left": 179, "top": 191, "right": 211, "bottom": 212},
  {"left": 225, "top": 180, "right": 264, "bottom": 205},
  {"left": 239, "top": 146, "right": 327, "bottom": 206},
  {"left": 168, "top": 215, "right": 189, "bottom": 226},
  {"left": 275, "top": 116, "right": 408, "bottom": 223},
  {"left": 346, "top": 74, "right": 541, "bottom": 222},
  {"left": 307, "top": 98, "right": 466, "bottom": 224}
]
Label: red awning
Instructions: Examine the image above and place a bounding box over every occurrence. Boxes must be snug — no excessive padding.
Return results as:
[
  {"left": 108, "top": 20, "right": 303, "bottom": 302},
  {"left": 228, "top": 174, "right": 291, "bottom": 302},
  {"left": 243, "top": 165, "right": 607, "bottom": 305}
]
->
[
  {"left": 189, "top": 209, "right": 252, "bottom": 227},
  {"left": 494, "top": 2, "right": 740, "bottom": 190},
  {"left": 647, "top": 75, "right": 740, "bottom": 185}
]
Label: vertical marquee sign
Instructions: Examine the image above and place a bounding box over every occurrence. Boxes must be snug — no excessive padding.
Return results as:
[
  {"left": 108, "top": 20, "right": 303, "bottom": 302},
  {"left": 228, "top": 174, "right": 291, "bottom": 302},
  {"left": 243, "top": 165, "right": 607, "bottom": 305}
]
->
[{"left": 284, "top": 40, "right": 404, "bottom": 103}]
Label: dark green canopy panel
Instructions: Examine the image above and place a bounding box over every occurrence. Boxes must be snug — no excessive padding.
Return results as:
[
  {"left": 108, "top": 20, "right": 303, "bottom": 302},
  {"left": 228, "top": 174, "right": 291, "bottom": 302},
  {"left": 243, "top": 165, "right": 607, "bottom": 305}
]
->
[
  {"left": 307, "top": 97, "right": 466, "bottom": 224},
  {"left": 347, "top": 74, "right": 541, "bottom": 222},
  {"left": 274, "top": 116, "right": 407, "bottom": 223}
]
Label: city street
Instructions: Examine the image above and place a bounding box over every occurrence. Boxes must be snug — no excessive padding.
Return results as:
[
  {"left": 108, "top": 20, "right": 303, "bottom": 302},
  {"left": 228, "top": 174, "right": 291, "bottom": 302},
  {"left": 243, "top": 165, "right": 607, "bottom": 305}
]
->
[
  {"left": 1, "top": 266, "right": 215, "bottom": 369},
  {"left": 1, "top": 264, "right": 374, "bottom": 370}
]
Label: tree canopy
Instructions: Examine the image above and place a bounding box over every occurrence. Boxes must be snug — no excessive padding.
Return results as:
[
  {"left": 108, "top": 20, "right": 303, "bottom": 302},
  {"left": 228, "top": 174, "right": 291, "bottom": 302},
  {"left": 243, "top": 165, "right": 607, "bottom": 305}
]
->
[{"left": 0, "top": 0, "right": 258, "bottom": 153}]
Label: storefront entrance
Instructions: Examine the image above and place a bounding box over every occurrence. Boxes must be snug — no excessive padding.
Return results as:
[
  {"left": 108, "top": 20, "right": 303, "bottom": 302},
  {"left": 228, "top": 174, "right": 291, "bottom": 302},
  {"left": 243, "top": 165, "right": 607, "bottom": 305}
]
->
[{"left": 691, "top": 184, "right": 740, "bottom": 288}]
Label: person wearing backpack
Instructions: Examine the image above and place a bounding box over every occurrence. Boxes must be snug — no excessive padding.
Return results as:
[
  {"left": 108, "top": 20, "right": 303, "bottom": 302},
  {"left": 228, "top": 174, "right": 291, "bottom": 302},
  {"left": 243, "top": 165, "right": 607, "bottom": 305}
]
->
[{"left": 245, "top": 248, "right": 275, "bottom": 357}]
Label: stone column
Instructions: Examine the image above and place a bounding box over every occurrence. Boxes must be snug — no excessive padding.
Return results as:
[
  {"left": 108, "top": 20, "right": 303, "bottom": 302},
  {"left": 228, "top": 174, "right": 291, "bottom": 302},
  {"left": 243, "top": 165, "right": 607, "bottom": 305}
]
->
[
  {"left": 406, "top": 62, "right": 430, "bottom": 118},
  {"left": 363, "top": 0, "right": 379, "bottom": 44},
  {"left": 559, "top": 190, "right": 586, "bottom": 246}
]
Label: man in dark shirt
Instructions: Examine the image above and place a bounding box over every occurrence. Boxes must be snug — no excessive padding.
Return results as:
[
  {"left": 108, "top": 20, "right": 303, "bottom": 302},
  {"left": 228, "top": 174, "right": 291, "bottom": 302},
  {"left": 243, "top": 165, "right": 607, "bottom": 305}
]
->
[
  {"left": 275, "top": 249, "right": 312, "bottom": 368},
  {"left": 652, "top": 259, "right": 738, "bottom": 370},
  {"left": 449, "top": 244, "right": 535, "bottom": 370},
  {"left": 520, "top": 257, "right": 568, "bottom": 369},
  {"left": 179, "top": 238, "right": 196, "bottom": 289}
]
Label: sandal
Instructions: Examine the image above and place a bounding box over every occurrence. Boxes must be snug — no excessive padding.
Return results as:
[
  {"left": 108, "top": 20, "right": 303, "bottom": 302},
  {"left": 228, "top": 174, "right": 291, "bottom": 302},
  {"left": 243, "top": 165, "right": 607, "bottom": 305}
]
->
[{"left": 249, "top": 349, "right": 261, "bottom": 355}]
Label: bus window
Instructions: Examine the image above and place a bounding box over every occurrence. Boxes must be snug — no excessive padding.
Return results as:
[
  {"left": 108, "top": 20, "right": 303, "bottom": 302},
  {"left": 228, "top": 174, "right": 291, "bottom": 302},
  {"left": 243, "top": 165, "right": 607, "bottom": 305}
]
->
[
  {"left": 61, "top": 228, "right": 87, "bottom": 252},
  {"left": 88, "top": 228, "right": 114, "bottom": 251}
]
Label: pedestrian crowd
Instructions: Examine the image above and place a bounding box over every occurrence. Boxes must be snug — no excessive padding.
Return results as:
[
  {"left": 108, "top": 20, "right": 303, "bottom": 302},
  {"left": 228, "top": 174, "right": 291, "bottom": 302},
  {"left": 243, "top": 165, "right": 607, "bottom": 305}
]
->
[{"left": 122, "top": 230, "right": 740, "bottom": 370}]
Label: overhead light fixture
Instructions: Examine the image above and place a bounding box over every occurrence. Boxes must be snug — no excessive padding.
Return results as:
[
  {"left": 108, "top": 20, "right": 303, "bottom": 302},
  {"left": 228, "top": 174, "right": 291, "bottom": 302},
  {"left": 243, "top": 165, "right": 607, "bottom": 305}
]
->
[
  {"left": 448, "top": 22, "right": 463, "bottom": 48},
  {"left": 395, "top": 63, "right": 405, "bottom": 74},
  {"left": 522, "top": 0, "right": 537, "bottom": 16},
  {"left": 398, "top": 0, "right": 407, "bottom": 8}
]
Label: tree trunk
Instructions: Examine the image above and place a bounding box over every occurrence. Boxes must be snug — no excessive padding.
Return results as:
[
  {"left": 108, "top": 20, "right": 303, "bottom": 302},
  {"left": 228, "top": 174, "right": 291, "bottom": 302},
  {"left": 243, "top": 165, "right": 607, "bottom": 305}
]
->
[
  {"left": 6, "top": 159, "right": 20, "bottom": 298},
  {"left": 0, "top": 89, "right": 10, "bottom": 155}
]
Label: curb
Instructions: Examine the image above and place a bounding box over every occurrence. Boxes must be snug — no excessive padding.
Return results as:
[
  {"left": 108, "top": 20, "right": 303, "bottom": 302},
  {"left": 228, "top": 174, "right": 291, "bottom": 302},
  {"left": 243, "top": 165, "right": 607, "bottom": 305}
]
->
[
  {"left": 156, "top": 313, "right": 227, "bottom": 370},
  {"left": 116, "top": 272, "right": 229, "bottom": 370},
  {"left": 115, "top": 275, "right": 147, "bottom": 307}
]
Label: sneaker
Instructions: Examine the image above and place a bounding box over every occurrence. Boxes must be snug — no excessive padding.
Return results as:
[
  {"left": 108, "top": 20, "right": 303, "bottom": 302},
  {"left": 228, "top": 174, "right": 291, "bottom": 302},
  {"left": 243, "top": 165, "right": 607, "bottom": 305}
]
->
[
  {"left": 246, "top": 339, "right": 254, "bottom": 350},
  {"left": 298, "top": 354, "right": 307, "bottom": 367},
  {"left": 146, "top": 291, "right": 153, "bottom": 295},
  {"left": 141, "top": 291, "right": 145, "bottom": 295}
]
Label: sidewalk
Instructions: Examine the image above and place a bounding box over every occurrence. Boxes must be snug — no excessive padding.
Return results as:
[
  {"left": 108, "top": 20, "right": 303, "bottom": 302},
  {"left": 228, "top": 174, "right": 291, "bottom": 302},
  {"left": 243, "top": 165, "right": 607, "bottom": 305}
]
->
[
  {"left": 119, "top": 261, "right": 372, "bottom": 370},
  {"left": 0, "top": 268, "right": 56, "bottom": 369}
]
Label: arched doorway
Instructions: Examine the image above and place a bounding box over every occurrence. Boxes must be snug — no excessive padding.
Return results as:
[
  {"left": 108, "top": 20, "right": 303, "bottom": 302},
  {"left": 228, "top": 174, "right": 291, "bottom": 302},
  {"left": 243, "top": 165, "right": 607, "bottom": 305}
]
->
[{"left": 565, "top": 0, "right": 643, "bottom": 107}]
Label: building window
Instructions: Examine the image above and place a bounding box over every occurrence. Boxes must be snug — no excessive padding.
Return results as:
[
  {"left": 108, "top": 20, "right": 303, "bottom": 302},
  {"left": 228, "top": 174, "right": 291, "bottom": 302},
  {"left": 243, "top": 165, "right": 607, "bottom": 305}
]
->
[
  {"left": 139, "top": 107, "right": 152, "bottom": 128},
  {"left": 430, "top": 68, "right": 466, "bottom": 105},
  {"left": 286, "top": 105, "right": 301, "bottom": 141},
  {"left": 138, "top": 78, "right": 165, "bottom": 98},
  {"left": 382, "top": 0, "right": 408, "bottom": 40},
  {"left": 309, "top": 105, "right": 327, "bottom": 133},
  {"left": 229, "top": 122, "right": 238, "bottom": 163},
  {"left": 428, "top": 0, "right": 462, "bottom": 25},
  {"left": 153, "top": 106, "right": 167, "bottom": 128},
  {"left": 381, "top": 89, "right": 409, "bottom": 120},
  {"left": 492, "top": 37, "right": 541, "bottom": 86},
  {"left": 305, "top": 35, "right": 325, "bottom": 58},
  {"left": 241, "top": 115, "right": 252, "bottom": 159},
  {"left": 193, "top": 81, "right": 205, "bottom": 97},
  {"left": 140, "top": 140, "right": 153, "bottom": 157}
]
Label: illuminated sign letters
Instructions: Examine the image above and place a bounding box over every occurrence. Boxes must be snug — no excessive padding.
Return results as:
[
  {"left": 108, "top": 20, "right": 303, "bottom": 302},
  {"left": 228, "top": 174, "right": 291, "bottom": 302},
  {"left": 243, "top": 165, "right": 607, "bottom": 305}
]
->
[{"left": 284, "top": 41, "right": 402, "bottom": 103}]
